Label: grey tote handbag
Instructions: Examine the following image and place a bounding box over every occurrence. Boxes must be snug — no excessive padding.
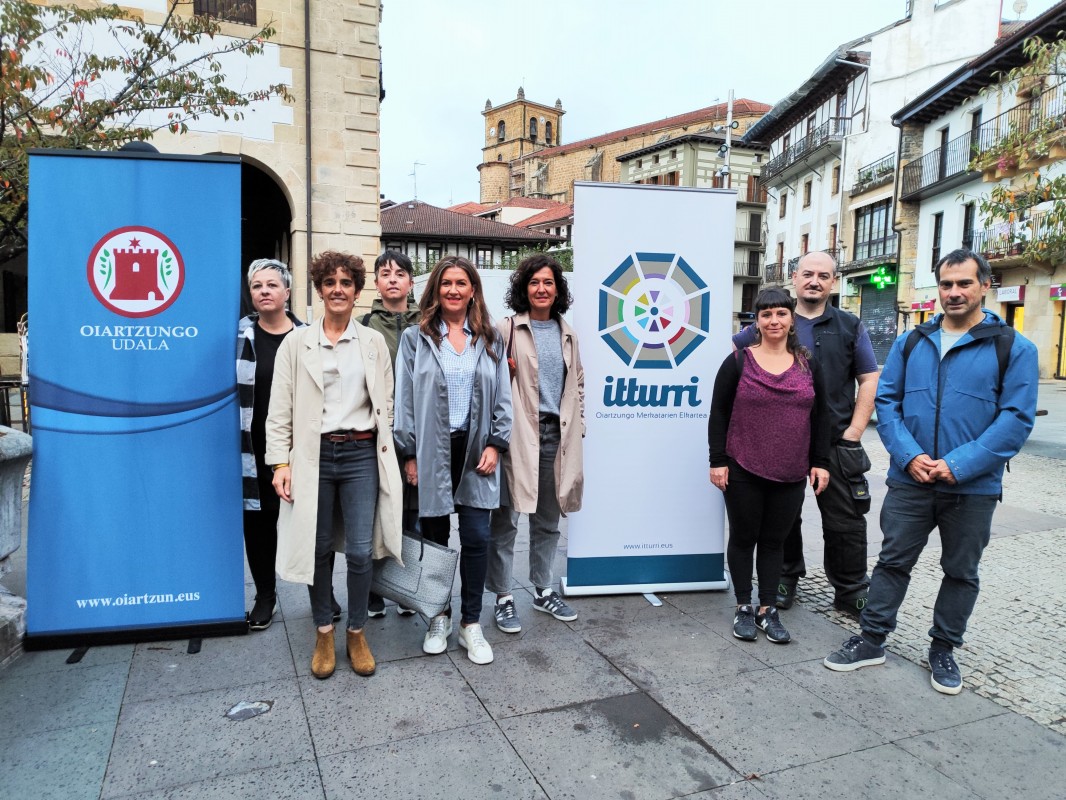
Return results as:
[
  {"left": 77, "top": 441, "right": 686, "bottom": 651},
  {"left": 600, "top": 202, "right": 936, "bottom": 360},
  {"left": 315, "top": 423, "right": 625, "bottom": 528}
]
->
[{"left": 371, "top": 531, "right": 458, "bottom": 618}]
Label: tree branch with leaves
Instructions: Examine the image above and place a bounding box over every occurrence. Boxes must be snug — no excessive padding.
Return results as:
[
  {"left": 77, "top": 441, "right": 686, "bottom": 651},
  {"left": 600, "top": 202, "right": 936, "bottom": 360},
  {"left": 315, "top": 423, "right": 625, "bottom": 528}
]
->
[
  {"left": 0, "top": 0, "right": 292, "bottom": 264},
  {"left": 964, "top": 34, "right": 1066, "bottom": 267}
]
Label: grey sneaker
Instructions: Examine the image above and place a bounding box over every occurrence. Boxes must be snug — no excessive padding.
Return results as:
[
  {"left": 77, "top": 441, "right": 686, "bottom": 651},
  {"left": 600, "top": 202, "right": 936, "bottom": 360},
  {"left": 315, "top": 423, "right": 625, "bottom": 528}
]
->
[
  {"left": 824, "top": 635, "right": 886, "bottom": 671},
  {"left": 532, "top": 589, "right": 577, "bottom": 621},
  {"left": 929, "top": 648, "right": 963, "bottom": 695},
  {"left": 733, "top": 605, "right": 757, "bottom": 641},
  {"left": 756, "top": 606, "right": 791, "bottom": 643},
  {"left": 494, "top": 598, "right": 522, "bottom": 633}
]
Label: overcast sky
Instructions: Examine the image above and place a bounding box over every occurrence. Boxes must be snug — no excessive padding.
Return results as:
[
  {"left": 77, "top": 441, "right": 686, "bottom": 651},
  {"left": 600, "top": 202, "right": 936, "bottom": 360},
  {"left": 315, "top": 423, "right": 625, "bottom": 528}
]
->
[{"left": 379, "top": 0, "right": 1057, "bottom": 208}]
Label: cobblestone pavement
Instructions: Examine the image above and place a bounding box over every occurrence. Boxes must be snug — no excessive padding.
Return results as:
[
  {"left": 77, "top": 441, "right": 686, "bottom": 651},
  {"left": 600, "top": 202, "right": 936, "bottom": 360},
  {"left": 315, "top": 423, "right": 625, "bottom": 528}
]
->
[{"left": 795, "top": 413, "right": 1066, "bottom": 737}]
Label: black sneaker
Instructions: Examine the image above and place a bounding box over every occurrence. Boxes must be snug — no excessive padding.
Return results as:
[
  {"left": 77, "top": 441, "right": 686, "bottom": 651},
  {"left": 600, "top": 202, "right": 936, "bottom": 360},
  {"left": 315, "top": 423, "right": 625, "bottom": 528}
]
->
[
  {"left": 775, "top": 582, "right": 797, "bottom": 610},
  {"left": 733, "top": 605, "right": 757, "bottom": 641},
  {"left": 396, "top": 605, "right": 417, "bottom": 617},
  {"left": 824, "top": 635, "right": 886, "bottom": 671},
  {"left": 756, "top": 606, "right": 791, "bottom": 643},
  {"left": 367, "top": 595, "right": 386, "bottom": 618},
  {"left": 928, "top": 648, "right": 963, "bottom": 695},
  {"left": 247, "top": 595, "right": 277, "bottom": 631},
  {"left": 833, "top": 594, "right": 868, "bottom": 619}
]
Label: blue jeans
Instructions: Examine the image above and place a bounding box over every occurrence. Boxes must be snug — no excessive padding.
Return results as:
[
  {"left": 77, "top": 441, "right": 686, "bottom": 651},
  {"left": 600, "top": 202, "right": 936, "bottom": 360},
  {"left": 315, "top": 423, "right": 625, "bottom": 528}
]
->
[
  {"left": 861, "top": 484, "right": 998, "bottom": 649},
  {"left": 310, "top": 438, "right": 378, "bottom": 629},
  {"left": 488, "top": 418, "right": 562, "bottom": 594}
]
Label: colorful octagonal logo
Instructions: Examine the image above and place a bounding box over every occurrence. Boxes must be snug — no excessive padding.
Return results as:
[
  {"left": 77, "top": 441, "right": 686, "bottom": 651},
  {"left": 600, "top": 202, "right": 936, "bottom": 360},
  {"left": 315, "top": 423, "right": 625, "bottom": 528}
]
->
[{"left": 598, "top": 252, "right": 709, "bottom": 369}]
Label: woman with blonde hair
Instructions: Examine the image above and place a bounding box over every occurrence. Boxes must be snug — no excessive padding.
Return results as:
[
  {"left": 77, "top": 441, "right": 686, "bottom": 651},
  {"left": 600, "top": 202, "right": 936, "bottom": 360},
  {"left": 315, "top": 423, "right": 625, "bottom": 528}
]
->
[{"left": 394, "top": 255, "right": 511, "bottom": 665}]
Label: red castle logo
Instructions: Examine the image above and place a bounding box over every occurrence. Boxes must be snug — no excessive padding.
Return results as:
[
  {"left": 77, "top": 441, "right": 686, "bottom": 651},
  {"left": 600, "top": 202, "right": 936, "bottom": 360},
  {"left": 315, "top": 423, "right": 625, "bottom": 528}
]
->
[{"left": 87, "top": 226, "right": 185, "bottom": 317}]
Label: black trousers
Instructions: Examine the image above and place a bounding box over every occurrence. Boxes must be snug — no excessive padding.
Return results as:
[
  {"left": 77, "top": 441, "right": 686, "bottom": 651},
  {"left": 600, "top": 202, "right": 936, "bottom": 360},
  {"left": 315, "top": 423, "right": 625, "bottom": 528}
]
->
[
  {"left": 780, "top": 440, "right": 872, "bottom": 600},
  {"left": 723, "top": 460, "right": 806, "bottom": 607},
  {"left": 242, "top": 467, "right": 280, "bottom": 600}
]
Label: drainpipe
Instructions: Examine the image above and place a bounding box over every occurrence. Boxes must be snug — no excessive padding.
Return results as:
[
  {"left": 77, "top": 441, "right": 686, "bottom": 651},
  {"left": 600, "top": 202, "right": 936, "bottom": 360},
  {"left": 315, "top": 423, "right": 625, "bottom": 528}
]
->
[
  {"left": 891, "top": 115, "right": 908, "bottom": 332},
  {"left": 304, "top": 0, "right": 314, "bottom": 317}
]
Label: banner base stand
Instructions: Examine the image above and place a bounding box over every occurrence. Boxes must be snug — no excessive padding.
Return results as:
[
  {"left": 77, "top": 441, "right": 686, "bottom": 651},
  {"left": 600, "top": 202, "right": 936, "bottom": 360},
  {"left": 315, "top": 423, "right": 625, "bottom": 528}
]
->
[
  {"left": 561, "top": 577, "right": 729, "bottom": 597},
  {"left": 22, "top": 619, "right": 248, "bottom": 652}
]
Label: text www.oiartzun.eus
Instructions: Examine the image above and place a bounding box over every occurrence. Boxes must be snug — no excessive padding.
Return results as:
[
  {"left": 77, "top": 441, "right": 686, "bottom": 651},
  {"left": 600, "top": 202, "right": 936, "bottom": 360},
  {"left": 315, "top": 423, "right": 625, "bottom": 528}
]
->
[{"left": 76, "top": 592, "right": 201, "bottom": 609}]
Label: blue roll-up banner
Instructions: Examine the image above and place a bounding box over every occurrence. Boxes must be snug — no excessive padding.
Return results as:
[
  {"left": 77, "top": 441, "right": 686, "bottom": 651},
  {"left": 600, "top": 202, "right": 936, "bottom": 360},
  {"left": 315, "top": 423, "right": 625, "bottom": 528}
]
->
[
  {"left": 25, "top": 150, "right": 247, "bottom": 647},
  {"left": 563, "top": 182, "right": 734, "bottom": 596}
]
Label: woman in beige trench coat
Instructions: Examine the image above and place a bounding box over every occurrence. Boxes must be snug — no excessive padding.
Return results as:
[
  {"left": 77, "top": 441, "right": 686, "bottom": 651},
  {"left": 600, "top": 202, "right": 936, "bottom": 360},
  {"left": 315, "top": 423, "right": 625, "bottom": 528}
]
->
[
  {"left": 266, "top": 252, "right": 402, "bottom": 680},
  {"left": 487, "top": 254, "right": 585, "bottom": 634}
]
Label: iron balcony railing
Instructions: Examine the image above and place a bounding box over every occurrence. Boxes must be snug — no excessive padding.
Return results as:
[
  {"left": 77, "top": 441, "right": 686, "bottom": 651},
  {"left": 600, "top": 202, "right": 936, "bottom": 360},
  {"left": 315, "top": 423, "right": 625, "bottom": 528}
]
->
[
  {"left": 764, "top": 262, "right": 785, "bottom": 283},
  {"left": 971, "top": 211, "right": 1065, "bottom": 259},
  {"left": 901, "top": 83, "right": 1066, "bottom": 200},
  {"left": 193, "top": 0, "right": 256, "bottom": 25},
  {"left": 734, "top": 260, "right": 762, "bottom": 278},
  {"left": 761, "top": 118, "right": 850, "bottom": 182},
  {"left": 851, "top": 153, "right": 896, "bottom": 194}
]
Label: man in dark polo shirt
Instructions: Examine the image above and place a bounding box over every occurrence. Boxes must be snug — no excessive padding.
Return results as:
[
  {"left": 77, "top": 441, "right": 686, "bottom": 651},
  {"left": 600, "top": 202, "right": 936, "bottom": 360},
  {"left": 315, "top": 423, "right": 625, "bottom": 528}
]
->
[{"left": 733, "top": 250, "right": 878, "bottom": 615}]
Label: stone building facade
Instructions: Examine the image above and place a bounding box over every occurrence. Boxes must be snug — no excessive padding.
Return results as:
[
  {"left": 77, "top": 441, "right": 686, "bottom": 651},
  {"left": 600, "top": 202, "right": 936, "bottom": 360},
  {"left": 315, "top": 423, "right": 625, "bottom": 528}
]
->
[
  {"left": 892, "top": 3, "right": 1066, "bottom": 379},
  {"left": 479, "top": 92, "right": 770, "bottom": 205},
  {"left": 19, "top": 0, "right": 383, "bottom": 328}
]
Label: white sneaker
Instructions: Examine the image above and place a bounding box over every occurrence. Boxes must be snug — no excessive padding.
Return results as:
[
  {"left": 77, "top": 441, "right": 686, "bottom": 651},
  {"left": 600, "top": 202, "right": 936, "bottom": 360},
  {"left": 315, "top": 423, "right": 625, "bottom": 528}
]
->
[
  {"left": 423, "top": 614, "right": 452, "bottom": 655},
  {"left": 458, "top": 623, "right": 494, "bottom": 665}
]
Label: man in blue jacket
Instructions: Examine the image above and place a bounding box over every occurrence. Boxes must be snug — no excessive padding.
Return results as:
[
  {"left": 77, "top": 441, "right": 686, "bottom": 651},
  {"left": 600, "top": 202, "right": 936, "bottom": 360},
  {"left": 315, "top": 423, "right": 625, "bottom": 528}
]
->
[{"left": 824, "top": 248, "right": 1037, "bottom": 695}]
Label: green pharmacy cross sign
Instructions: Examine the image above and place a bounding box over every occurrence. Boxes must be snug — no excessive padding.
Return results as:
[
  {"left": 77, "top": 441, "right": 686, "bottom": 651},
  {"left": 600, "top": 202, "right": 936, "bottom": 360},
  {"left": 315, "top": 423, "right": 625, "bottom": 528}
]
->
[{"left": 869, "top": 266, "right": 896, "bottom": 290}]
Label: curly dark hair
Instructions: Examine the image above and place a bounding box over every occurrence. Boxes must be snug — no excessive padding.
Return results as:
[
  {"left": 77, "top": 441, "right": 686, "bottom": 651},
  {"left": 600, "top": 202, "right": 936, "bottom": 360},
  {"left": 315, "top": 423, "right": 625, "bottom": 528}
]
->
[
  {"left": 309, "top": 251, "right": 366, "bottom": 292},
  {"left": 419, "top": 255, "right": 499, "bottom": 360},
  {"left": 504, "top": 254, "right": 572, "bottom": 317}
]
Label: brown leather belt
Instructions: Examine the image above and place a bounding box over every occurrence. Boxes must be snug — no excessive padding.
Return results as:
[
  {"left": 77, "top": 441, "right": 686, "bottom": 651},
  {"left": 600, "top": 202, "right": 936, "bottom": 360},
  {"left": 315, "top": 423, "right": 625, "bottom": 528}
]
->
[{"left": 322, "top": 430, "right": 375, "bottom": 442}]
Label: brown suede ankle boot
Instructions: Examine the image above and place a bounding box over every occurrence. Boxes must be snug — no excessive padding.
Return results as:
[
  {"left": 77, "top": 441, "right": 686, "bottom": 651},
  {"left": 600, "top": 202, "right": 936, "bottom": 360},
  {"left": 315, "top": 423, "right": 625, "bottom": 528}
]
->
[
  {"left": 311, "top": 627, "right": 336, "bottom": 679},
  {"left": 346, "top": 629, "right": 376, "bottom": 676}
]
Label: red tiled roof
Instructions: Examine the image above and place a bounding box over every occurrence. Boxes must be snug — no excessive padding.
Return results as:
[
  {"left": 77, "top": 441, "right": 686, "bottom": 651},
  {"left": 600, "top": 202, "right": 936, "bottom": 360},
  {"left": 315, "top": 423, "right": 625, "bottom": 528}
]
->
[
  {"left": 381, "top": 200, "right": 564, "bottom": 242},
  {"left": 446, "top": 201, "right": 487, "bottom": 215},
  {"left": 517, "top": 204, "right": 574, "bottom": 229},
  {"left": 476, "top": 197, "right": 566, "bottom": 215},
  {"left": 518, "top": 98, "right": 771, "bottom": 160}
]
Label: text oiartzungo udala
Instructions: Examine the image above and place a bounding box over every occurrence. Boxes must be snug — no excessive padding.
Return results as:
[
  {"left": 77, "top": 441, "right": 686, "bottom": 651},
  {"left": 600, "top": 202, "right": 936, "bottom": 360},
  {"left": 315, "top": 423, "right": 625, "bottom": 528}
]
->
[{"left": 79, "top": 324, "right": 199, "bottom": 351}]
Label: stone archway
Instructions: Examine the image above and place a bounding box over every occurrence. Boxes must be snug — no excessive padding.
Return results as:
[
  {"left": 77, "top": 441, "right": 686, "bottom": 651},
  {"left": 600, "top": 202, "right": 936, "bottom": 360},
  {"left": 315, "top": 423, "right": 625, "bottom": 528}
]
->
[{"left": 238, "top": 161, "right": 293, "bottom": 317}]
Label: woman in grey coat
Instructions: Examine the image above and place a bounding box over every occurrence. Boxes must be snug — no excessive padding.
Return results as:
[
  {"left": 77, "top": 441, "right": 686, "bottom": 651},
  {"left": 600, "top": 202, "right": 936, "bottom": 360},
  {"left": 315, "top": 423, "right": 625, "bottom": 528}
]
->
[{"left": 394, "top": 256, "right": 512, "bottom": 666}]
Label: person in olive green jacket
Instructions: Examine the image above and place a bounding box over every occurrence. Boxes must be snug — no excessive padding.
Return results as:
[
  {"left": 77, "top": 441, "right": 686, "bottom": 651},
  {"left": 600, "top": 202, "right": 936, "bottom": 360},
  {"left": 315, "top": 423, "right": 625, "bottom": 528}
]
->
[{"left": 362, "top": 250, "right": 421, "bottom": 617}]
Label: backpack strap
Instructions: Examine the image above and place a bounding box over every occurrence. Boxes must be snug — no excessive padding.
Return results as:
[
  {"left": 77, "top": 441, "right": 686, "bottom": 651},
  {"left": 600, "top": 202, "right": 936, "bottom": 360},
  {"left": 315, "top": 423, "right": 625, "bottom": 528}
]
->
[
  {"left": 360, "top": 313, "right": 371, "bottom": 326},
  {"left": 902, "top": 325, "right": 1013, "bottom": 393},
  {"left": 993, "top": 326, "right": 1015, "bottom": 391}
]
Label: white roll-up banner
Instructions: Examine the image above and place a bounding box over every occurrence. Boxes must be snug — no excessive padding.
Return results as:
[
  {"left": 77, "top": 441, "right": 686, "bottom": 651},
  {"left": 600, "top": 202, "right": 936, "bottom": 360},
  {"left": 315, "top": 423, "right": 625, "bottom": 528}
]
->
[{"left": 563, "top": 182, "right": 734, "bottom": 596}]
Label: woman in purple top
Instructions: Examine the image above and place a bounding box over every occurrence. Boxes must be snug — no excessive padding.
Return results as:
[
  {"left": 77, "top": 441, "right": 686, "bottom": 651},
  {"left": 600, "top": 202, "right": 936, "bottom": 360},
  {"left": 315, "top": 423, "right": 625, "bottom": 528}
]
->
[{"left": 709, "top": 288, "right": 831, "bottom": 645}]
